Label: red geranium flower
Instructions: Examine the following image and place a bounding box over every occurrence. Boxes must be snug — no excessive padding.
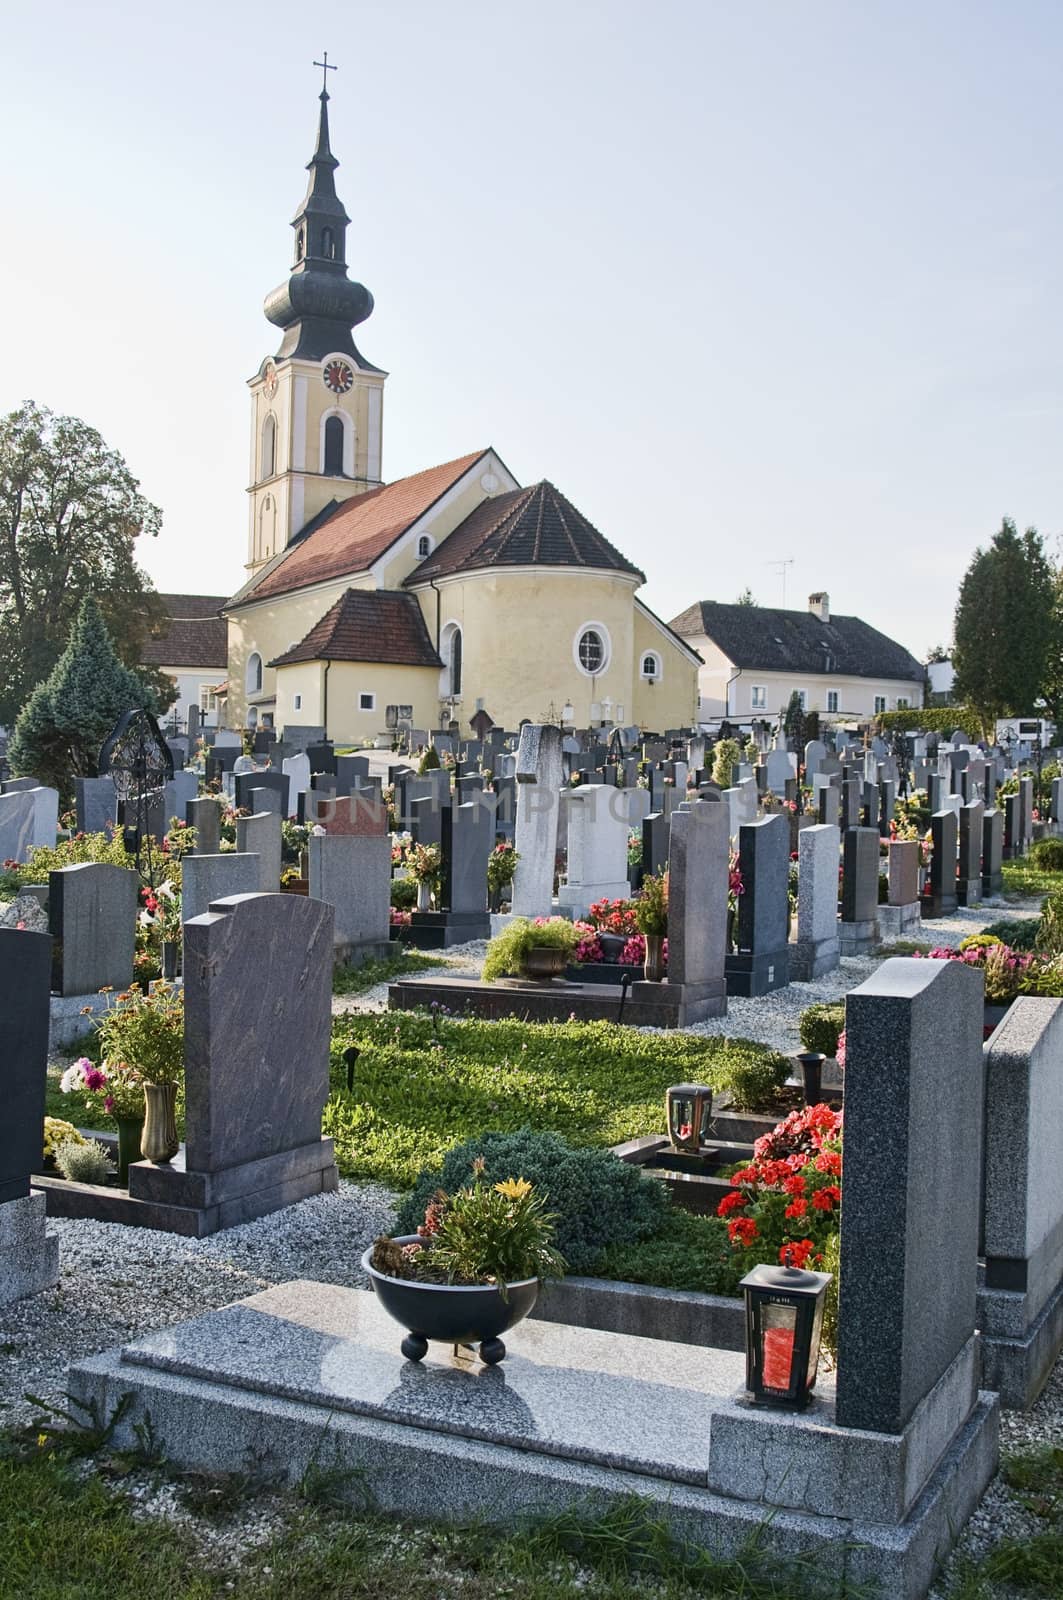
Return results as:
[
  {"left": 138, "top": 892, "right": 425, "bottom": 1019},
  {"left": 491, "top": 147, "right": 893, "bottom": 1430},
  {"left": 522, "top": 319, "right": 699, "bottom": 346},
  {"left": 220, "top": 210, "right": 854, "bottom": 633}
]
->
[
  {"left": 717, "top": 1191, "right": 747, "bottom": 1217},
  {"left": 784, "top": 1198, "right": 808, "bottom": 1219},
  {"left": 728, "top": 1217, "right": 758, "bottom": 1247}
]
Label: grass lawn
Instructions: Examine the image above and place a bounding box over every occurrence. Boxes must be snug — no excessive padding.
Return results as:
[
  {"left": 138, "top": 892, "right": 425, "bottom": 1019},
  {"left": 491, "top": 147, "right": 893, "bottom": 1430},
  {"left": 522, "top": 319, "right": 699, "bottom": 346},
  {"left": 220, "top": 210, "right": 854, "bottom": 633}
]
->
[
  {"left": 0, "top": 1431, "right": 871, "bottom": 1600},
  {"left": 1001, "top": 860, "right": 1063, "bottom": 899},
  {"left": 331, "top": 949, "right": 449, "bottom": 996},
  {"left": 326, "top": 1012, "right": 786, "bottom": 1191}
]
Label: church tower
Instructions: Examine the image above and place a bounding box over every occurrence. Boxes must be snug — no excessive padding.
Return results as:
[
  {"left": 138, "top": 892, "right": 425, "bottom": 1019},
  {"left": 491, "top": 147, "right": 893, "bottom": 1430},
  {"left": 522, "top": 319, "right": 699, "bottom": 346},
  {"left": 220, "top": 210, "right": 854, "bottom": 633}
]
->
[{"left": 246, "top": 59, "right": 386, "bottom": 573}]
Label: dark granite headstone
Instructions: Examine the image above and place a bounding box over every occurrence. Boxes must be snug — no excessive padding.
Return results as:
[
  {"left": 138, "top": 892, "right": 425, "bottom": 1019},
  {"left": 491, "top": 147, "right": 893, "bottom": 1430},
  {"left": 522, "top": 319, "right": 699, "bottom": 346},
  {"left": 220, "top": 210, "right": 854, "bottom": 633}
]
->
[
  {"left": 75, "top": 776, "right": 117, "bottom": 836},
  {"left": 957, "top": 801, "right": 984, "bottom": 905},
  {"left": 928, "top": 809, "right": 959, "bottom": 916},
  {"left": 306, "top": 742, "right": 337, "bottom": 776},
  {"left": 728, "top": 813, "right": 789, "bottom": 995},
  {"left": 842, "top": 827, "right": 879, "bottom": 923},
  {"left": 235, "top": 771, "right": 287, "bottom": 815},
  {"left": 641, "top": 811, "right": 670, "bottom": 878},
  {"left": 49, "top": 863, "right": 138, "bottom": 996},
  {"left": 837, "top": 957, "right": 983, "bottom": 1432},
  {"left": 448, "top": 800, "right": 493, "bottom": 915},
  {"left": 841, "top": 777, "right": 862, "bottom": 831},
  {"left": 0, "top": 927, "right": 51, "bottom": 1203},
  {"left": 982, "top": 809, "right": 1004, "bottom": 897},
  {"left": 1003, "top": 794, "right": 1020, "bottom": 860},
  {"left": 817, "top": 783, "right": 841, "bottom": 828}
]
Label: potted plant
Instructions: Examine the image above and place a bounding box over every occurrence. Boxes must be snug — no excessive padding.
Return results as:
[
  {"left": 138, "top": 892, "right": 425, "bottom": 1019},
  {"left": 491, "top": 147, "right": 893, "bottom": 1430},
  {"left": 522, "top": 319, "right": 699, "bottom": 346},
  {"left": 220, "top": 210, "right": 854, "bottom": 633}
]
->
[
  {"left": 481, "top": 916, "right": 581, "bottom": 982},
  {"left": 486, "top": 841, "right": 519, "bottom": 912},
  {"left": 60, "top": 1055, "right": 149, "bottom": 1185},
  {"left": 634, "top": 871, "right": 668, "bottom": 981},
  {"left": 363, "top": 1162, "right": 566, "bottom": 1363},
  {"left": 796, "top": 1002, "right": 846, "bottom": 1105},
  {"left": 405, "top": 841, "right": 442, "bottom": 911},
  {"left": 95, "top": 980, "right": 184, "bottom": 1166}
]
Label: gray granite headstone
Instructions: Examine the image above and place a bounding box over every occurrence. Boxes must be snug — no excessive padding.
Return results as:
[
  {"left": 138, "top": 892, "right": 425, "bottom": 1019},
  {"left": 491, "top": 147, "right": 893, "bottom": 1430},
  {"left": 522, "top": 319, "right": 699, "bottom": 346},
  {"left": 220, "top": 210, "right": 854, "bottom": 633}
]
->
[
  {"left": 308, "top": 834, "right": 391, "bottom": 953},
  {"left": 666, "top": 797, "right": 728, "bottom": 1006},
  {"left": 817, "top": 783, "right": 841, "bottom": 828},
  {"left": 75, "top": 776, "right": 117, "bottom": 836},
  {"left": 510, "top": 725, "right": 564, "bottom": 918},
  {"left": 928, "top": 809, "right": 959, "bottom": 915},
  {"left": 164, "top": 769, "right": 199, "bottom": 830},
  {"left": 236, "top": 811, "right": 283, "bottom": 893},
  {"left": 837, "top": 957, "right": 984, "bottom": 1432},
  {"left": 186, "top": 797, "right": 223, "bottom": 856},
  {"left": 888, "top": 840, "right": 919, "bottom": 906},
  {"left": 791, "top": 822, "right": 840, "bottom": 980},
  {"left": 0, "top": 791, "right": 39, "bottom": 862},
  {"left": 49, "top": 862, "right": 138, "bottom": 996},
  {"left": 448, "top": 800, "right": 493, "bottom": 914},
  {"left": 841, "top": 777, "right": 863, "bottom": 831},
  {"left": 1, "top": 777, "right": 41, "bottom": 793},
  {"left": 803, "top": 739, "right": 827, "bottom": 780},
  {"left": 842, "top": 827, "right": 879, "bottom": 923},
  {"left": 735, "top": 813, "right": 789, "bottom": 956},
  {"left": 181, "top": 853, "right": 262, "bottom": 926},
  {"left": 235, "top": 771, "right": 287, "bottom": 815}
]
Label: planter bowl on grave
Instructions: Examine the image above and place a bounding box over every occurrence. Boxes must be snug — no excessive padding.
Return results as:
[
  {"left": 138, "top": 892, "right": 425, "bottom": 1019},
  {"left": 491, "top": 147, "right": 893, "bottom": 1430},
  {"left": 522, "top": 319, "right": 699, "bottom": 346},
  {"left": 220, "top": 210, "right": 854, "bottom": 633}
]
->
[{"left": 361, "top": 1237, "right": 540, "bottom": 1364}]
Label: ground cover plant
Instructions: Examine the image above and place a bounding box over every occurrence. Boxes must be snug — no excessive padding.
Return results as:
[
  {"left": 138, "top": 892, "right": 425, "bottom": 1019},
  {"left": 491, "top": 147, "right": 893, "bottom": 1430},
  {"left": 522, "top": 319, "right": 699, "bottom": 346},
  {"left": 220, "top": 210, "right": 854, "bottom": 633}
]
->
[
  {"left": 1002, "top": 859, "right": 1063, "bottom": 898},
  {"left": 327, "top": 1013, "right": 791, "bottom": 1190}
]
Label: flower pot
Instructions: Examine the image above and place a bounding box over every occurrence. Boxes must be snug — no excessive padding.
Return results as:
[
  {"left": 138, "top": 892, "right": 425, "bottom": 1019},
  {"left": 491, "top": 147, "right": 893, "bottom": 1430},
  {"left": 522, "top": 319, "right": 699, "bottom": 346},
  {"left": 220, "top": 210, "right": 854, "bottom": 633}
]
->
[
  {"left": 518, "top": 945, "right": 568, "bottom": 981},
  {"left": 361, "top": 1237, "right": 540, "bottom": 1364},
  {"left": 161, "top": 940, "right": 179, "bottom": 980},
  {"left": 141, "top": 1082, "right": 179, "bottom": 1164},
  {"left": 115, "top": 1115, "right": 145, "bottom": 1187},
  {"left": 643, "top": 932, "right": 666, "bottom": 983},
  {"left": 416, "top": 881, "right": 433, "bottom": 912},
  {"left": 796, "top": 1051, "right": 825, "bottom": 1107},
  {"left": 489, "top": 885, "right": 503, "bottom": 913},
  {"left": 597, "top": 931, "right": 627, "bottom": 964}
]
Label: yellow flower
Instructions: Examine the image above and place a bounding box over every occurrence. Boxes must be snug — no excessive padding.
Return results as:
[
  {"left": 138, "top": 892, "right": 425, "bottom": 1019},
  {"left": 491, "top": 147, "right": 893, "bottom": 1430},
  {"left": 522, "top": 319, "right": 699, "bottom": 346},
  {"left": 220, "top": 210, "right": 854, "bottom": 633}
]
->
[{"left": 494, "top": 1177, "right": 533, "bottom": 1200}]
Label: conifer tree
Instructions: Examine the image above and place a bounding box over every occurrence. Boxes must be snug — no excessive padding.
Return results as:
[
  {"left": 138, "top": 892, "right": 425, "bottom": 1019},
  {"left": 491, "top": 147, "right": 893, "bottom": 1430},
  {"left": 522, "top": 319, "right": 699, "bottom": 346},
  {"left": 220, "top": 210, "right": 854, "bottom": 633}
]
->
[
  {"left": 952, "top": 519, "right": 1058, "bottom": 728},
  {"left": 7, "top": 596, "right": 162, "bottom": 793}
]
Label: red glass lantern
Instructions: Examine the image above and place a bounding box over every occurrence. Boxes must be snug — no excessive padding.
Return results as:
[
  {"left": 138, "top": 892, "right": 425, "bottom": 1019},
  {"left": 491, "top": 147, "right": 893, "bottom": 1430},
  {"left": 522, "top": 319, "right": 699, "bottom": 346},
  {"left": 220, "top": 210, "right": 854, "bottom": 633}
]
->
[
  {"left": 665, "top": 1083, "right": 713, "bottom": 1153},
  {"left": 740, "top": 1257, "right": 832, "bottom": 1409}
]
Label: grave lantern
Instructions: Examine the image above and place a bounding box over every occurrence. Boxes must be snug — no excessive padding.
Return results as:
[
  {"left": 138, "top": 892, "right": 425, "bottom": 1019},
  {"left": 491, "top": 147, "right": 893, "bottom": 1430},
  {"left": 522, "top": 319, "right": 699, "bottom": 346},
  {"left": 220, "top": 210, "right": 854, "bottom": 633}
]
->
[
  {"left": 665, "top": 1083, "right": 713, "bottom": 1153},
  {"left": 740, "top": 1255, "right": 832, "bottom": 1410}
]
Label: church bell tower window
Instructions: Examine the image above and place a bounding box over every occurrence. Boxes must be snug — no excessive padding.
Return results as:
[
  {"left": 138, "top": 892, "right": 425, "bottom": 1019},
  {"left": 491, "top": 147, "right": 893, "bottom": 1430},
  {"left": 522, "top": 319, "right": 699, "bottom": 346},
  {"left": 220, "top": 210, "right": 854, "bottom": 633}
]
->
[
  {"left": 323, "top": 415, "right": 345, "bottom": 475},
  {"left": 261, "top": 414, "right": 276, "bottom": 479}
]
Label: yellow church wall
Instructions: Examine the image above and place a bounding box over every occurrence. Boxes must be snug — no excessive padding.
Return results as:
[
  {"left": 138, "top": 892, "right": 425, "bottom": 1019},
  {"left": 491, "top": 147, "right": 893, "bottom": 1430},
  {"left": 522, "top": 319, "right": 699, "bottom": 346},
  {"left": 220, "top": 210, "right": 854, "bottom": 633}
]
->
[
  {"left": 298, "top": 661, "right": 440, "bottom": 744},
  {"left": 271, "top": 662, "right": 325, "bottom": 727},
  {"left": 225, "top": 573, "right": 376, "bottom": 727},
  {"left": 411, "top": 568, "right": 640, "bottom": 733},
  {"left": 630, "top": 605, "right": 700, "bottom": 729}
]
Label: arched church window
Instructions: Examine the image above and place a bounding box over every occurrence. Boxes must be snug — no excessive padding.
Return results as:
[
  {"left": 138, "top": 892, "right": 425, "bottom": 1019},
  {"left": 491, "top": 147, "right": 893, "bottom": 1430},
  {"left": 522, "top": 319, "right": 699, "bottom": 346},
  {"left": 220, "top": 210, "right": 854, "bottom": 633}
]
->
[
  {"left": 450, "top": 628, "right": 463, "bottom": 696},
  {"left": 323, "top": 415, "right": 345, "bottom": 475},
  {"left": 246, "top": 652, "right": 263, "bottom": 695},
  {"left": 321, "top": 226, "right": 335, "bottom": 260},
  {"left": 261, "top": 414, "right": 276, "bottom": 480},
  {"left": 417, "top": 535, "right": 432, "bottom": 559}
]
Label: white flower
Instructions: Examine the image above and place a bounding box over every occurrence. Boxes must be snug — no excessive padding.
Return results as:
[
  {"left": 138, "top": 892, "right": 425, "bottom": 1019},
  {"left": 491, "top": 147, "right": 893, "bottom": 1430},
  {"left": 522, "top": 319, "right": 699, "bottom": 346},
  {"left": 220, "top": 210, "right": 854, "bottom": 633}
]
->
[
  {"left": 156, "top": 881, "right": 177, "bottom": 900},
  {"left": 59, "top": 1060, "right": 88, "bottom": 1094}
]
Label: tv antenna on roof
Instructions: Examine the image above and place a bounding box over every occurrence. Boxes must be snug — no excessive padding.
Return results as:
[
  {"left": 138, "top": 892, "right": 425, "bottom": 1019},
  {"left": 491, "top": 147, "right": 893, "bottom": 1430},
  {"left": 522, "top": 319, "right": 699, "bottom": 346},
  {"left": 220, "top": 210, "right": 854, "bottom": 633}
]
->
[{"left": 766, "top": 558, "right": 794, "bottom": 608}]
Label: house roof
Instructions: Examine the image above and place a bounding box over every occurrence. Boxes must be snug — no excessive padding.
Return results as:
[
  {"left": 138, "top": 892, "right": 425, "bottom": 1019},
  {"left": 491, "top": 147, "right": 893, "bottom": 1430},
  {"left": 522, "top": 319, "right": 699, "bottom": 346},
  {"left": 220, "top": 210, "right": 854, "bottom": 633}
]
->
[
  {"left": 141, "top": 594, "right": 228, "bottom": 668},
  {"left": 669, "top": 600, "right": 925, "bottom": 683},
  {"left": 268, "top": 588, "right": 443, "bottom": 669},
  {"left": 406, "top": 480, "right": 645, "bottom": 585},
  {"left": 232, "top": 450, "right": 490, "bottom": 605}
]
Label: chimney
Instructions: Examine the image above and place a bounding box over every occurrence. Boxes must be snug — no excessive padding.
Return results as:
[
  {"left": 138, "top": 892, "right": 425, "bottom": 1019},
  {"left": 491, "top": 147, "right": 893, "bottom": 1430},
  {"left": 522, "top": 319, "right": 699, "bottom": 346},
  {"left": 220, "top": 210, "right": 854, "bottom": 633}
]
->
[{"left": 808, "top": 592, "right": 830, "bottom": 623}]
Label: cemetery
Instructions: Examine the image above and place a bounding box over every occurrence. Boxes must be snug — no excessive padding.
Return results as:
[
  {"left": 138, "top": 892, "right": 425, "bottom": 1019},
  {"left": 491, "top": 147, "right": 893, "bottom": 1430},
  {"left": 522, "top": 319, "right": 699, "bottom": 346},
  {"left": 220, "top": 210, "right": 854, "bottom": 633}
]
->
[{"left": 3, "top": 706, "right": 1063, "bottom": 1600}]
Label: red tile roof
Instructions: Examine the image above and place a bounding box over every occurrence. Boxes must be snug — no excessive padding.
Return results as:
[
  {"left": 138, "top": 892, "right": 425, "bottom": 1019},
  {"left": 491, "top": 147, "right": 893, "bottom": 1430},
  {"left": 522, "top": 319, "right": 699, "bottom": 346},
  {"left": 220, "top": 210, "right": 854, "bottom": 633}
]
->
[
  {"left": 268, "top": 589, "right": 443, "bottom": 669},
  {"left": 406, "top": 480, "right": 645, "bottom": 584},
  {"left": 239, "top": 450, "right": 489, "bottom": 603},
  {"left": 141, "top": 594, "right": 228, "bottom": 668}
]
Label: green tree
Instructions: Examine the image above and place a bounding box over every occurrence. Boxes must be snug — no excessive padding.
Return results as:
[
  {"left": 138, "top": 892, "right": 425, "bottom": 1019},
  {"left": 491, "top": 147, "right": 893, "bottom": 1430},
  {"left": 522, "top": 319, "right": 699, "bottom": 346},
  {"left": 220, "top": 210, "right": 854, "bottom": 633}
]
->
[
  {"left": 7, "top": 596, "right": 164, "bottom": 794},
  {"left": 952, "top": 519, "right": 1058, "bottom": 730},
  {"left": 0, "top": 401, "right": 166, "bottom": 724},
  {"left": 735, "top": 587, "right": 758, "bottom": 606}
]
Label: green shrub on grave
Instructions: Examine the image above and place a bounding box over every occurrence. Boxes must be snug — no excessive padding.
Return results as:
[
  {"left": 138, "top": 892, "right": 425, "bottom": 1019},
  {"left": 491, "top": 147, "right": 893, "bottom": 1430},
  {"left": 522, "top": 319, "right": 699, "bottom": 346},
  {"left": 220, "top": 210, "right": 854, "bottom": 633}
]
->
[
  {"left": 1029, "top": 837, "right": 1063, "bottom": 873},
  {"left": 598, "top": 1207, "right": 742, "bottom": 1296},
  {"left": 390, "top": 877, "right": 417, "bottom": 910},
  {"left": 982, "top": 917, "right": 1039, "bottom": 952},
  {"left": 724, "top": 1049, "right": 792, "bottom": 1112},
  {"left": 798, "top": 1002, "right": 846, "bottom": 1057},
  {"left": 395, "top": 1128, "right": 669, "bottom": 1275},
  {"left": 1036, "top": 892, "right": 1063, "bottom": 957}
]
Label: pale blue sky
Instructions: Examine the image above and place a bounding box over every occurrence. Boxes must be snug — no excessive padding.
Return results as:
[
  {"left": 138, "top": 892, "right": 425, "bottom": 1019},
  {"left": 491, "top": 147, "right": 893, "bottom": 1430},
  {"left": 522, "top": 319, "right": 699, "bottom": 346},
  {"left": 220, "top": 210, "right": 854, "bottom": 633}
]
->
[{"left": 2, "top": 0, "right": 1060, "bottom": 658}]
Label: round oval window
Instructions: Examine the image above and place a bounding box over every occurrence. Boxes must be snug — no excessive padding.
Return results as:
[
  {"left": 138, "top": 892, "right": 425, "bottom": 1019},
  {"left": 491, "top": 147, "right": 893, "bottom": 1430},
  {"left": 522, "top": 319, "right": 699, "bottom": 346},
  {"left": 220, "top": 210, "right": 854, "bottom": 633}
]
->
[{"left": 578, "top": 629, "right": 605, "bottom": 673}]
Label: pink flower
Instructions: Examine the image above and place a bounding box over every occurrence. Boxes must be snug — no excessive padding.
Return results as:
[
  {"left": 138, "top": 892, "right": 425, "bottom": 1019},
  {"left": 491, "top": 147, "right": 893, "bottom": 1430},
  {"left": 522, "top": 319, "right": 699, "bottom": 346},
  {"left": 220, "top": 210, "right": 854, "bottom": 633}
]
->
[{"left": 83, "top": 1067, "right": 107, "bottom": 1092}]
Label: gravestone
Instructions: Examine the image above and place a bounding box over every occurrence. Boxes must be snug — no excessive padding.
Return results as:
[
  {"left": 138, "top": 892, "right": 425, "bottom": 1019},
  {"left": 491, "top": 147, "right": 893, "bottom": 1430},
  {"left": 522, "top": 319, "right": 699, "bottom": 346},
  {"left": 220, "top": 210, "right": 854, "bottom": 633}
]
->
[
  {"left": 878, "top": 779, "right": 896, "bottom": 837},
  {"left": 49, "top": 863, "right": 138, "bottom": 996},
  {"left": 308, "top": 834, "right": 391, "bottom": 963},
  {"left": 1018, "top": 776, "right": 1034, "bottom": 851},
  {"left": 1, "top": 777, "right": 41, "bottom": 793},
  {"left": 0, "top": 926, "right": 59, "bottom": 1305},
  {"left": 182, "top": 853, "right": 262, "bottom": 926},
  {"left": 982, "top": 809, "right": 1004, "bottom": 898},
  {"left": 790, "top": 822, "right": 841, "bottom": 980},
  {"left": 838, "top": 957, "right": 985, "bottom": 1431},
  {"left": 309, "top": 792, "right": 387, "bottom": 836},
  {"left": 727, "top": 813, "right": 789, "bottom": 995},
  {"left": 957, "top": 801, "right": 984, "bottom": 907},
  {"left": 1052, "top": 775, "right": 1063, "bottom": 829},
  {"left": 236, "top": 811, "right": 283, "bottom": 894},
  {"left": 557, "top": 785, "right": 631, "bottom": 920},
  {"left": 637, "top": 796, "right": 727, "bottom": 1022},
  {"left": 926, "top": 809, "right": 959, "bottom": 918},
  {"left": 336, "top": 755, "right": 372, "bottom": 787},
  {"left": 282, "top": 752, "right": 311, "bottom": 816},
  {"left": 126, "top": 893, "right": 338, "bottom": 1232},
  {"left": 164, "top": 769, "right": 199, "bottom": 830},
  {"left": 167, "top": 738, "right": 189, "bottom": 768},
  {"left": 817, "top": 782, "right": 840, "bottom": 828},
  {"left": 235, "top": 771, "right": 287, "bottom": 816},
  {"left": 928, "top": 773, "right": 945, "bottom": 814},
  {"left": 641, "top": 811, "right": 670, "bottom": 878},
  {"left": 510, "top": 726, "right": 564, "bottom": 919},
  {"left": 838, "top": 826, "right": 879, "bottom": 954},
  {"left": 841, "top": 777, "right": 862, "bottom": 831},
  {"left": 878, "top": 840, "right": 921, "bottom": 940},
  {"left": 281, "top": 725, "right": 327, "bottom": 750},
  {"left": 861, "top": 781, "right": 879, "bottom": 831},
  {"left": 186, "top": 797, "right": 222, "bottom": 856},
  {"left": 1003, "top": 794, "right": 1020, "bottom": 861},
  {"left": 803, "top": 739, "right": 827, "bottom": 780},
  {"left": 306, "top": 742, "right": 337, "bottom": 776},
  {"left": 410, "top": 794, "right": 446, "bottom": 850},
  {"left": 980, "top": 999, "right": 1063, "bottom": 1407},
  {"left": 75, "top": 776, "right": 117, "bottom": 836}
]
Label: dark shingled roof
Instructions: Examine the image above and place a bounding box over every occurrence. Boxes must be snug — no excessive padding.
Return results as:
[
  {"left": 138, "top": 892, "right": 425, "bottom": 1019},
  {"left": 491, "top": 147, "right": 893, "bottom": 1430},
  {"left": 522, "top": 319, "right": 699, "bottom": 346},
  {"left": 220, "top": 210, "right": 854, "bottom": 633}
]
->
[
  {"left": 406, "top": 480, "right": 645, "bottom": 584},
  {"left": 268, "top": 589, "right": 442, "bottom": 669},
  {"left": 669, "top": 600, "right": 925, "bottom": 683},
  {"left": 141, "top": 594, "right": 228, "bottom": 669}
]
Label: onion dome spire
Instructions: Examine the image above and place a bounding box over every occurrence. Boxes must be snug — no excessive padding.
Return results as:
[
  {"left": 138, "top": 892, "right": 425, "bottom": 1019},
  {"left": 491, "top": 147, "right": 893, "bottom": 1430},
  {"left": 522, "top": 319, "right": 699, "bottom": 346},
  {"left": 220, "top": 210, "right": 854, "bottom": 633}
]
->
[{"left": 263, "top": 55, "right": 374, "bottom": 361}]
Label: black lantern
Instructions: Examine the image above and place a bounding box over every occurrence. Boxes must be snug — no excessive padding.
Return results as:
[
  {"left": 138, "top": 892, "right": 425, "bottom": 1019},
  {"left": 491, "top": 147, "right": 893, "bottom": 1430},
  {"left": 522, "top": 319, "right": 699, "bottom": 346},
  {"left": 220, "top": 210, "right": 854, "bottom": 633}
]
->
[
  {"left": 740, "top": 1257, "right": 832, "bottom": 1409},
  {"left": 665, "top": 1083, "right": 713, "bottom": 1153}
]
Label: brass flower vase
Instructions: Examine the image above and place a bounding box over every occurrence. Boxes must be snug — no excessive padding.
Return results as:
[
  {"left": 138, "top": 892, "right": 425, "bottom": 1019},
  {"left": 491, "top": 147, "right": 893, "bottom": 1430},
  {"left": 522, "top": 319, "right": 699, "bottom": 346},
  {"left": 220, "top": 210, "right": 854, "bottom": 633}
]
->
[
  {"left": 141, "top": 1083, "right": 179, "bottom": 1165},
  {"left": 643, "top": 933, "right": 666, "bottom": 983}
]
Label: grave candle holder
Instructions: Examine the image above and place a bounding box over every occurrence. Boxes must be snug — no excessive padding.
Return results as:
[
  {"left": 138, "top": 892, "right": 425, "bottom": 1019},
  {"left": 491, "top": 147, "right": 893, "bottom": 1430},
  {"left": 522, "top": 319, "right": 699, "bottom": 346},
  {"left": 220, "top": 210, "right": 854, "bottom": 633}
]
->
[
  {"left": 740, "top": 1256, "right": 832, "bottom": 1409},
  {"left": 665, "top": 1083, "right": 713, "bottom": 1153}
]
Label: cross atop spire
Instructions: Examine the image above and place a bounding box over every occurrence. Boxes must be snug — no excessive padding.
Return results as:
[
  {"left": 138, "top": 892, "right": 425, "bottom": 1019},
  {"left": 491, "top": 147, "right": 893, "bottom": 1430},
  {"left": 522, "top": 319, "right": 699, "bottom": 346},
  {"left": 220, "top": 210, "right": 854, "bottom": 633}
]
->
[{"left": 313, "top": 52, "right": 337, "bottom": 96}]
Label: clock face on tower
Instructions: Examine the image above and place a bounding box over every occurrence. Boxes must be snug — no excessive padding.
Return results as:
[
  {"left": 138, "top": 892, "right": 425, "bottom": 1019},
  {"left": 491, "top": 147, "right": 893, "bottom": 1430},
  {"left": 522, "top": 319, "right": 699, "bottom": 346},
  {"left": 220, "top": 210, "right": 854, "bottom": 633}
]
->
[
  {"left": 323, "top": 359, "right": 354, "bottom": 395},
  {"left": 262, "top": 363, "right": 278, "bottom": 399}
]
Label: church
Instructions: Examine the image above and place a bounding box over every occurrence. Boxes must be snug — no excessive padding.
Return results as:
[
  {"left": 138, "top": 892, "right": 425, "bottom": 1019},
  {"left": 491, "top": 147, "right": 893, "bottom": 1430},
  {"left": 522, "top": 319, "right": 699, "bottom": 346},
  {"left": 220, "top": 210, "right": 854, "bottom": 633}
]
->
[{"left": 222, "top": 71, "right": 700, "bottom": 740}]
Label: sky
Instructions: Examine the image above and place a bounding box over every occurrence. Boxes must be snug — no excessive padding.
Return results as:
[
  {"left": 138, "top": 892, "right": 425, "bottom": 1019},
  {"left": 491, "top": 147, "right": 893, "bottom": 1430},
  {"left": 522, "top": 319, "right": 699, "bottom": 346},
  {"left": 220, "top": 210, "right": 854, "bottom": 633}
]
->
[{"left": 1, "top": 0, "right": 1061, "bottom": 661}]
